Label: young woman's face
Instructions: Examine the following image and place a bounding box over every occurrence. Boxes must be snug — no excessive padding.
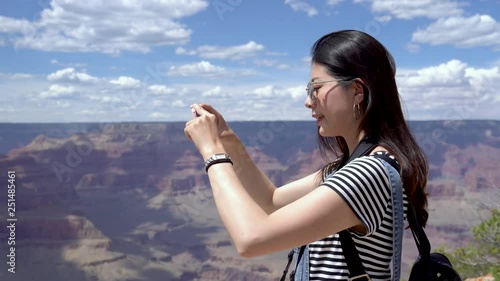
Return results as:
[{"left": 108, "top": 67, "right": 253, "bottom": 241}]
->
[{"left": 305, "top": 63, "right": 356, "bottom": 137}]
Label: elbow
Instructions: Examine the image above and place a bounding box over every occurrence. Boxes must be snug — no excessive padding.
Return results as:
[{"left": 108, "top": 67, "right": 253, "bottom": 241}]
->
[
  {"left": 236, "top": 244, "right": 259, "bottom": 258},
  {"left": 234, "top": 234, "right": 264, "bottom": 258},
  {"left": 236, "top": 246, "right": 255, "bottom": 258}
]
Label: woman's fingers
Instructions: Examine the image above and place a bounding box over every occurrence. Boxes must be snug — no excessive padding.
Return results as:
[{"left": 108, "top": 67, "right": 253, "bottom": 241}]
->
[
  {"left": 192, "top": 104, "right": 225, "bottom": 121},
  {"left": 199, "top": 104, "right": 219, "bottom": 115},
  {"left": 191, "top": 103, "right": 213, "bottom": 116}
]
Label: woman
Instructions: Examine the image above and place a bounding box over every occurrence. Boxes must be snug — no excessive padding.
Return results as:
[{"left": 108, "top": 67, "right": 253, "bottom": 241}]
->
[{"left": 184, "top": 29, "right": 428, "bottom": 280}]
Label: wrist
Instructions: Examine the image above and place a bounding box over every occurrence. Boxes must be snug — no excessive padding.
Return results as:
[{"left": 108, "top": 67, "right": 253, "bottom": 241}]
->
[
  {"left": 220, "top": 131, "right": 242, "bottom": 152},
  {"left": 200, "top": 143, "right": 226, "bottom": 160},
  {"left": 220, "top": 129, "right": 238, "bottom": 144}
]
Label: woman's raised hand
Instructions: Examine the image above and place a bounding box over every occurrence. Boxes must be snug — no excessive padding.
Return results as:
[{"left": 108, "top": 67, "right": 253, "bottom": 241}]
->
[
  {"left": 192, "top": 104, "right": 233, "bottom": 138},
  {"left": 184, "top": 104, "right": 233, "bottom": 158}
]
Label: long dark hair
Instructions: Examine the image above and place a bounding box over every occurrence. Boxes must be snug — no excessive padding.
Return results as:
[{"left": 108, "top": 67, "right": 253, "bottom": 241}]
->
[{"left": 311, "top": 30, "right": 429, "bottom": 227}]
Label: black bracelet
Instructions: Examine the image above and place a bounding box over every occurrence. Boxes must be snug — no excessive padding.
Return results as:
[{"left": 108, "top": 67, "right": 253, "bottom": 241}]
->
[{"left": 205, "top": 158, "right": 233, "bottom": 172}]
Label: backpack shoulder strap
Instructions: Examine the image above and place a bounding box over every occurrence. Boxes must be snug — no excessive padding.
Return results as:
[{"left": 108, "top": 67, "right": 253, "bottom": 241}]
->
[
  {"left": 375, "top": 157, "right": 404, "bottom": 281},
  {"left": 341, "top": 141, "right": 405, "bottom": 281},
  {"left": 285, "top": 137, "right": 378, "bottom": 281},
  {"left": 345, "top": 139, "right": 378, "bottom": 164},
  {"left": 336, "top": 138, "right": 377, "bottom": 281}
]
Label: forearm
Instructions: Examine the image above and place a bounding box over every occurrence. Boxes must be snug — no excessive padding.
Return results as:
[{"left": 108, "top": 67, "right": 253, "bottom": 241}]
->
[
  {"left": 205, "top": 161, "right": 268, "bottom": 255},
  {"left": 220, "top": 131, "right": 277, "bottom": 214}
]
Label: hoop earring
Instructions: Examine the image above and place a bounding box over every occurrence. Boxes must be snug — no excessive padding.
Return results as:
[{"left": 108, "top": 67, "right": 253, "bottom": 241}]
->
[{"left": 353, "top": 103, "right": 361, "bottom": 120}]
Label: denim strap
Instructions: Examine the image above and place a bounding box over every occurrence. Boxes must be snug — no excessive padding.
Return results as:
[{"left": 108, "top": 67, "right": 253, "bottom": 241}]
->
[{"left": 380, "top": 159, "right": 404, "bottom": 281}]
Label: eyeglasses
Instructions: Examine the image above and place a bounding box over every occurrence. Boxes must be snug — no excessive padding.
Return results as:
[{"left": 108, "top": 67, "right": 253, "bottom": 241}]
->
[{"left": 306, "top": 79, "right": 348, "bottom": 103}]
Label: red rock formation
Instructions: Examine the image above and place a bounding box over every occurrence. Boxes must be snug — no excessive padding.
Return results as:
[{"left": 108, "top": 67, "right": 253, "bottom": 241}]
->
[{"left": 17, "top": 215, "right": 108, "bottom": 241}]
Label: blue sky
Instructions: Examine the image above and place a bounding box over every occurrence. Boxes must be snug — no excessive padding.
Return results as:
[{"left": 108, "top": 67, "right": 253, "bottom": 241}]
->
[{"left": 0, "top": 0, "right": 499, "bottom": 122}]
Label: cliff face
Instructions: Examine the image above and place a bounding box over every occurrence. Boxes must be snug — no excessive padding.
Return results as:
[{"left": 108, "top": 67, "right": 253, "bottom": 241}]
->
[
  {"left": 17, "top": 215, "right": 107, "bottom": 240},
  {"left": 0, "top": 120, "right": 498, "bottom": 281}
]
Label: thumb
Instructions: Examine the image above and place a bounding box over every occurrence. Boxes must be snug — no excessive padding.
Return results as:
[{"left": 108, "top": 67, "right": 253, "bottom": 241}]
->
[{"left": 184, "top": 125, "right": 192, "bottom": 141}]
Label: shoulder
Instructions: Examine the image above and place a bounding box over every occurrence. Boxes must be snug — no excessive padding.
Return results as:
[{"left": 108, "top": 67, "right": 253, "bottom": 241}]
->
[
  {"left": 323, "top": 152, "right": 398, "bottom": 190},
  {"left": 339, "top": 153, "right": 393, "bottom": 175},
  {"left": 370, "top": 150, "right": 401, "bottom": 174},
  {"left": 323, "top": 155, "right": 391, "bottom": 189},
  {"left": 321, "top": 153, "right": 397, "bottom": 235}
]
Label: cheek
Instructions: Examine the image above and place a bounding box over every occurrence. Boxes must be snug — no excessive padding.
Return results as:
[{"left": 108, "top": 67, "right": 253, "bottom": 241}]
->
[
  {"left": 322, "top": 99, "right": 353, "bottom": 126},
  {"left": 318, "top": 85, "right": 351, "bottom": 109},
  {"left": 323, "top": 98, "right": 350, "bottom": 117}
]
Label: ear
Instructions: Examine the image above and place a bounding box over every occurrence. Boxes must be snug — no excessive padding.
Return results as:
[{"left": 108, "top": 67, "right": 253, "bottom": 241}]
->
[{"left": 352, "top": 78, "right": 366, "bottom": 105}]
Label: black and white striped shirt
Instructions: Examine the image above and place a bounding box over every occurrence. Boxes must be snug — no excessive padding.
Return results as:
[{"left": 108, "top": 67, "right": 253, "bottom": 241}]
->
[{"left": 309, "top": 152, "right": 408, "bottom": 281}]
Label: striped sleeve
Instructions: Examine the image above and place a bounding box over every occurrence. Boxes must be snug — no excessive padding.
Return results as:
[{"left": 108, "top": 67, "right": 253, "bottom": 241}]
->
[{"left": 322, "top": 156, "right": 391, "bottom": 236}]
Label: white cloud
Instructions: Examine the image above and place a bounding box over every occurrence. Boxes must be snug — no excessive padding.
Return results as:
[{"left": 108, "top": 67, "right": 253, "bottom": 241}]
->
[
  {"left": 176, "top": 41, "right": 265, "bottom": 60},
  {"left": 0, "top": 0, "right": 209, "bottom": 55},
  {"left": 465, "top": 66, "right": 500, "bottom": 91},
  {"left": 148, "top": 112, "right": 169, "bottom": 119},
  {"left": 78, "top": 109, "right": 107, "bottom": 116},
  {"left": 266, "top": 51, "right": 288, "bottom": 56},
  {"left": 287, "top": 85, "right": 306, "bottom": 100},
  {"left": 406, "top": 43, "right": 420, "bottom": 53},
  {"left": 40, "top": 84, "right": 76, "bottom": 98},
  {"left": 401, "top": 60, "right": 468, "bottom": 87},
  {"left": 238, "top": 69, "right": 259, "bottom": 76},
  {"left": 0, "top": 16, "right": 35, "bottom": 33},
  {"left": 167, "top": 61, "right": 226, "bottom": 77},
  {"left": 109, "top": 76, "right": 141, "bottom": 88},
  {"left": 202, "top": 86, "right": 230, "bottom": 97},
  {"left": 327, "top": 0, "right": 344, "bottom": 6},
  {"left": 284, "top": 0, "right": 318, "bottom": 17},
  {"left": 397, "top": 59, "right": 499, "bottom": 120},
  {"left": 89, "top": 95, "right": 121, "bottom": 103},
  {"left": 0, "top": 108, "right": 17, "bottom": 114},
  {"left": 252, "top": 103, "right": 268, "bottom": 109},
  {"left": 412, "top": 14, "right": 500, "bottom": 49},
  {"left": 253, "top": 85, "right": 277, "bottom": 97},
  {"left": 251, "top": 85, "right": 304, "bottom": 100},
  {"left": 48, "top": 68, "right": 98, "bottom": 83},
  {"left": 9, "top": 73, "right": 34, "bottom": 79},
  {"left": 4, "top": 57, "right": 499, "bottom": 122},
  {"left": 48, "top": 60, "right": 87, "bottom": 68},
  {"left": 175, "top": 47, "right": 197, "bottom": 55},
  {"left": 375, "top": 15, "right": 392, "bottom": 22},
  {"left": 148, "top": 85, "right": 176, "bottom": 95},
  {"left": 254, "top": 60, "right": 290, "bottom": 70},
  {"left": 55, "top": 101, "right": 70, "bottom": 108},
  {"left": 172, "top": 100, "right": 187, "bottom": 107},
  {"left": 153, "top": 100, "right": 164, "bottom": 107},
  {"left": 354, "top": 0, "right": 464, "bottom": 19},
  {"left": 254, "top": 60, "right": 278, "bottom": 67}
]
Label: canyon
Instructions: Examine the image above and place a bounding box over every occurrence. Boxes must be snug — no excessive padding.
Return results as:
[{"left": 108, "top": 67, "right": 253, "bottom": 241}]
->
[{"left": 0, "top": 120, "right": 498, "bottom": 280}]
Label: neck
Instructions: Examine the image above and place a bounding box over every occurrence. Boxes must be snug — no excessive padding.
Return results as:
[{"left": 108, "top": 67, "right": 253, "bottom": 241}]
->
[{"left": 346, "top": 131, "right": 366, "bottom": 157}]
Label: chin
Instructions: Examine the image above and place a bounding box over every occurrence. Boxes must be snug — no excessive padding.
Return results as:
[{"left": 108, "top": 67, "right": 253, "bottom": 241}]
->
[{"left": 318, "top": 126, "right": 336, "bottom": 137}]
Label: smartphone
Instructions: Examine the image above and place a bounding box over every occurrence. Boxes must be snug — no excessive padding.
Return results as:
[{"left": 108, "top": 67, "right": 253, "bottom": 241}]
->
[{"left": 191, "top": 107, "right": 200, "bottom": 118}]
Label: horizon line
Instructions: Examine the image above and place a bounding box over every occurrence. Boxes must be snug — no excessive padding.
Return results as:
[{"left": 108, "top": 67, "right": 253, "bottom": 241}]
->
[{"left": 0, "top": 119, "right": 499, "bottom": 124}]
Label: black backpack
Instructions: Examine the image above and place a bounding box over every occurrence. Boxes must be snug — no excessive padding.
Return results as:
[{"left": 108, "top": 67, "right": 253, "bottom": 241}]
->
[{"left": 407, "top": 205, "right": 463, "bottom": 281}]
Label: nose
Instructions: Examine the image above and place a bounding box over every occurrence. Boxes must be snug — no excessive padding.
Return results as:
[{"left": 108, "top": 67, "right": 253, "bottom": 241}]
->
[{"left": 304, "top": 96, "right": 313, "bottom": 109}]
